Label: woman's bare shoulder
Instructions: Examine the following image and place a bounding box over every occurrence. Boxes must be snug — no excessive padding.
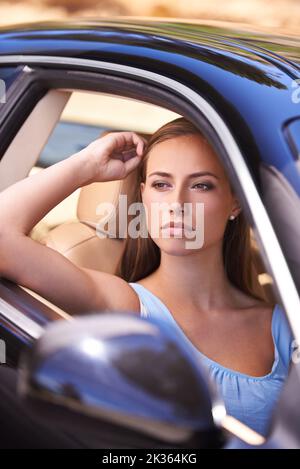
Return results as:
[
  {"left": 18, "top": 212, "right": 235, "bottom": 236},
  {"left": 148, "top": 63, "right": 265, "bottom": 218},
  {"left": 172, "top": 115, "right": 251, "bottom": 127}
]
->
[
  {"left": 230, "top": 286, "right": 274, "bottom": 318},
  {"left": 81, "top": 267, "right": 141, "bottom": 315},
  {"left": 245, "top": 300, "right": 274, "bottom": 327}
]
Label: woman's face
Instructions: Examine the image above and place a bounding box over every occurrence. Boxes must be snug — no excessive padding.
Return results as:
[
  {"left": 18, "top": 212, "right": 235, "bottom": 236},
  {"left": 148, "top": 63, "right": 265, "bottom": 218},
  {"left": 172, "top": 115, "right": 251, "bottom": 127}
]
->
[{"left": 140, "top": 134, "right": 241, "bottom": 255}]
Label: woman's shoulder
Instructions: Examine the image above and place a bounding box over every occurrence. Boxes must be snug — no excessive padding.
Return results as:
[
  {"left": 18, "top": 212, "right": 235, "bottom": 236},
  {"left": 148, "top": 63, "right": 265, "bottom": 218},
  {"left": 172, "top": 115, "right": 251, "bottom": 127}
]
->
[
  {"left": 80, "top": 267, "right": 141, "bottom": 314},
  {"left": 128, "top": 280, "right": 170, "bottom": 319},
  {"left": 228, "top": 288, "right": 294, "bottom": 367},
  {"left": 130, "top": 280, "right": 156, "bottom": 306},
  {"left": 241, "top": 296, "right": 294, "bottom": 365},
  {"left": 230, "top": 288, "right": 274, "bottom": 326},
  {"left": 272, "top": 303, "right": 295, "bottom": 368}
]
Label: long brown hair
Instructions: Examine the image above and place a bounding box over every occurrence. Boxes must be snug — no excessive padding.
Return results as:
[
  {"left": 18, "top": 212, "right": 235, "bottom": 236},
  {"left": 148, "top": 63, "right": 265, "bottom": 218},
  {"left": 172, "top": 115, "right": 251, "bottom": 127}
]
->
[{"left": 116, "top": 117, "right": 273, "bottom": 306}]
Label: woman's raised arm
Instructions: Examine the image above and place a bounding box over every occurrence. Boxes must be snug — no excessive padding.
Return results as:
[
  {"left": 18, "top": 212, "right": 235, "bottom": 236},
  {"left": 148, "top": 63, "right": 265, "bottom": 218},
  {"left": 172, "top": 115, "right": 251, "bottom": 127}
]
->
[{"left": 0, "top": 132, "right": 145, "bottom": 315}]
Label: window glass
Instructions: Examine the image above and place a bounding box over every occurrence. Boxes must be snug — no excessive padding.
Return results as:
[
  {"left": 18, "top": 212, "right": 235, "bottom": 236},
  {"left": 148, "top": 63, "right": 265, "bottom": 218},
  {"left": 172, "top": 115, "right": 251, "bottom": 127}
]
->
[{"left": 0, "top": 66, "right": 24, "bottom": 108}]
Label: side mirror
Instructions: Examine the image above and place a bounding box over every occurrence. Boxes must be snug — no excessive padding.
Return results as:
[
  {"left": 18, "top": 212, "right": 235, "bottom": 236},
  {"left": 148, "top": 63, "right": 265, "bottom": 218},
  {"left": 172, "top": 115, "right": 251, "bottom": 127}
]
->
[{"left": 18, "top": 312, "right": 227, "bottom": 449}]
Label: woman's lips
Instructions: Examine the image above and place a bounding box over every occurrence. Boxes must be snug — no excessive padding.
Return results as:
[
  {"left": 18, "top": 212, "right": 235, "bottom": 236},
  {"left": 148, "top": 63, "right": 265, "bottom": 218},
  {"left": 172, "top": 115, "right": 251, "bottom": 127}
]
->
[{"left": 160, "top": 223, "right": 194, "bottom": 236}]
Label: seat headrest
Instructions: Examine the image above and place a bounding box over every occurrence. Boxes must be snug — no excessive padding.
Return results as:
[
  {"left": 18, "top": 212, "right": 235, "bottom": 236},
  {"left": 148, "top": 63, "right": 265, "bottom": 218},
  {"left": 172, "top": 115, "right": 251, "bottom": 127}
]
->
[{"left": 77, "top": 171, "right": 139, "bottom": 239}]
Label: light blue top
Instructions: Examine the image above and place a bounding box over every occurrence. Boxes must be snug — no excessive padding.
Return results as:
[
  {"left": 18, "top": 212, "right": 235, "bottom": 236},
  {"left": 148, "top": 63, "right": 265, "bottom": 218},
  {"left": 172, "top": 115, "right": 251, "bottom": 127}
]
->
[{"left": 129, "top": 282, "right": 294, "bottom": 437}]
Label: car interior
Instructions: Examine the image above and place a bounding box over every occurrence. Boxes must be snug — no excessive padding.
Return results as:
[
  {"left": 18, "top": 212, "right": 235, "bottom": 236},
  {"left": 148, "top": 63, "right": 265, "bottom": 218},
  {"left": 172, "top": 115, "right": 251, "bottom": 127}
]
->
[{"left": 0, "top": 87, "right": 276, "bottom": 317}]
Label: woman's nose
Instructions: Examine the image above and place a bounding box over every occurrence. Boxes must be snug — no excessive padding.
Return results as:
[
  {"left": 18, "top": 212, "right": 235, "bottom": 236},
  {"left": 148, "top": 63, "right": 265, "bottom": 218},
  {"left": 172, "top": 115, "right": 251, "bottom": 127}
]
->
[
  {"left": 169, "top": 201, "right": 185, "bottom": 217},
  {"left": 168, "top": 184, "right": 187, "bottom": 205},
  {"left": 166, "top": 186, "right": 187, "bottom": 214}
]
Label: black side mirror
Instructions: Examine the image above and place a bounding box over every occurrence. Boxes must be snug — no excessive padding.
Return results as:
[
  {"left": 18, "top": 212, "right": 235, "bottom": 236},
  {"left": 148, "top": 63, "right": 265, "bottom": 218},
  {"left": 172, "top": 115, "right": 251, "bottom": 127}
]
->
[{"left": 18, "top": 312, "right": 227, "bottom": 449}]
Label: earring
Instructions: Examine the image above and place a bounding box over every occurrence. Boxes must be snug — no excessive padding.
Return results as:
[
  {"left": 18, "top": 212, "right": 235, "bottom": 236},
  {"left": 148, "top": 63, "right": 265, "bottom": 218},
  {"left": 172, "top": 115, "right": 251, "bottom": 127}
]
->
[{"left": 229, "top": 215, "right": 235, "bottom": 220}]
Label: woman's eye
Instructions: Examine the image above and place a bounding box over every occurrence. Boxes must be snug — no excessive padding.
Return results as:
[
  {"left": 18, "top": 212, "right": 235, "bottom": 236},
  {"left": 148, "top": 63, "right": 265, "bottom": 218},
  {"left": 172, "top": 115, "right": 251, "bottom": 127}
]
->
[
  {"left": 192, "top": 183, "right": 213, "bottom": 191},
  {"left": 152, "top": 182, "right": 169, "bottom": 189},
  {"left": 151, "top": 181, "right": 214, "bottom": 190}
]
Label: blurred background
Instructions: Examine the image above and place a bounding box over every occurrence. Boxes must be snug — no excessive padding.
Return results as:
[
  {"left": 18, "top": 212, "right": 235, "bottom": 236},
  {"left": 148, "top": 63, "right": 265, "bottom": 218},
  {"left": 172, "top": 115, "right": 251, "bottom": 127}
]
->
[{"left": 0, "top": 0, "right": 299, "bottom": 35}]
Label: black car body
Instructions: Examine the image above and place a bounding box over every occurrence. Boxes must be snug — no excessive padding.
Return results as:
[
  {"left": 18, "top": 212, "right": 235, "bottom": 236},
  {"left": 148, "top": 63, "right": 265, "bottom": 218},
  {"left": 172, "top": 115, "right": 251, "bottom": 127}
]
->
[{"left": 0, "top": 18, "right": 300, "bottom": 448}]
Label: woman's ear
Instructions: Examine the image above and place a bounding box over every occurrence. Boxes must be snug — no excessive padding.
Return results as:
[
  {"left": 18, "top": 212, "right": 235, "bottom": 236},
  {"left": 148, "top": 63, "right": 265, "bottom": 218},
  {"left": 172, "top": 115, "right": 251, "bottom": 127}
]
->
[
  {"left": 230, "top": 193, "right": 242, "bottom": 218},
  {"left": 234, "top": 207, "right": 242, "bottom": 217}
]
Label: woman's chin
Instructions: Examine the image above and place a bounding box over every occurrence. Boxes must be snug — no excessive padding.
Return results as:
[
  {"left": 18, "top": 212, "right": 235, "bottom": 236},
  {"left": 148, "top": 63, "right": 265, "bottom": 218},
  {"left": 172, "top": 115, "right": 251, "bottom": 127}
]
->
[{"left": 156, "top": 237, "right": 198, "bottom": 256}]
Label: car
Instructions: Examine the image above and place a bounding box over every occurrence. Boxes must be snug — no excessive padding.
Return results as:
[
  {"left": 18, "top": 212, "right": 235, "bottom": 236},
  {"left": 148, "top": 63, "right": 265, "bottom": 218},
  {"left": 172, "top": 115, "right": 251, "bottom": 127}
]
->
[{"left": 0, "top": 17, "right": 300, "bottom": 449}]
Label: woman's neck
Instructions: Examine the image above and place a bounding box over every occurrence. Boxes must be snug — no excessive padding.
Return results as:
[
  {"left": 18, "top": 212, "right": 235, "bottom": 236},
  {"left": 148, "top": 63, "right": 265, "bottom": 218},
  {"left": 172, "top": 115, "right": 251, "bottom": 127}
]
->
[{"left": 143, "top": 241, "right": 256, "bottom": 313}]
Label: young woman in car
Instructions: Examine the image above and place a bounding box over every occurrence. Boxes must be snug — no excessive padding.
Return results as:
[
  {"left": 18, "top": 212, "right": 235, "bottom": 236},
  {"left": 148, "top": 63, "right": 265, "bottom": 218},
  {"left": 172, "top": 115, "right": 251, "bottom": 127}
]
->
[{"left": 0, "top": 117, "right": 294, "bottom": 437}]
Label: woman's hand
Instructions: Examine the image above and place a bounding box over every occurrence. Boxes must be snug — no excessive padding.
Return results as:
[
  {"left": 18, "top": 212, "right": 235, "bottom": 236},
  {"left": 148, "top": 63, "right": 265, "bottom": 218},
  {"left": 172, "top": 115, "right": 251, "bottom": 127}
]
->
[{"left": 77, "top": 131, "right": 147, "bottom": 184}]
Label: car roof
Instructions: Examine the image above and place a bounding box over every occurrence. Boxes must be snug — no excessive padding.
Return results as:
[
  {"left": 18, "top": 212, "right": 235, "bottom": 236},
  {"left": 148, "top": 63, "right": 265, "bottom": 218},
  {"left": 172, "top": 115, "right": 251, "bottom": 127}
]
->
[{"left": 0, "top": 17, "right": 300, "bottom": 70}]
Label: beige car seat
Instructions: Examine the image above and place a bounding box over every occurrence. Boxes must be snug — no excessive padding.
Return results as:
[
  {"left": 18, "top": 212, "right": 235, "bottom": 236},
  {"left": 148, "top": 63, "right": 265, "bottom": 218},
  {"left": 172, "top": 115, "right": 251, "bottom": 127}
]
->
[{"left": 40, "top": 168, "right": 139, "bottom": 274}]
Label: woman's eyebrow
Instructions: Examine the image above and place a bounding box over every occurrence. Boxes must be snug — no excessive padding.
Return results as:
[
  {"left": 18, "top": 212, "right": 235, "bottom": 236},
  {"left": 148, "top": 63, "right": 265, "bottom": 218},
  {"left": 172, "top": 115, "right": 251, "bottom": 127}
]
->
[{"left": 147, "top": 171, "right": 220, "bottom": 179}]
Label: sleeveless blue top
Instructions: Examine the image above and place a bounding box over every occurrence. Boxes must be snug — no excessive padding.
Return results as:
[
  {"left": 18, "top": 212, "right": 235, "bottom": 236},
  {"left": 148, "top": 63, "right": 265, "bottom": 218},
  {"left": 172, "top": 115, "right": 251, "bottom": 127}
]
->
[{"left": 129, "top": 282, "right": 294, "bottom": 437}]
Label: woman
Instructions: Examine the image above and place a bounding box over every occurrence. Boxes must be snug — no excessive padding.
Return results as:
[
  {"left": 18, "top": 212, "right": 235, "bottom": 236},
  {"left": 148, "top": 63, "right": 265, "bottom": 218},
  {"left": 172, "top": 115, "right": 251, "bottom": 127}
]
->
[{"left": 0, "top": 117, "right": 293, "bottom": 438}]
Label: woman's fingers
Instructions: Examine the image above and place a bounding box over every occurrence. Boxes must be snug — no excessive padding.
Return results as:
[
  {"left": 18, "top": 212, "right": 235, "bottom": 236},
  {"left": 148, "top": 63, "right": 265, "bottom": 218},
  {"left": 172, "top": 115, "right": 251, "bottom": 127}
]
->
[
  {"left": 108, "top": 131, "right": 146, "bottom": 161},
  {"left": 106, "top": 132, "right": 146, "bottom": 175},
  {"left": 131, "top": 132, "right": 146, "bottom": 156},
  {"left": 123, "top": 152, "right": 143, "bottom": 174},
  {"left": 79, "top": 131, "right": 147, "bottom": 183},
  {"left": 105, "top": 132, "right": 144, "bottom": 153}
]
